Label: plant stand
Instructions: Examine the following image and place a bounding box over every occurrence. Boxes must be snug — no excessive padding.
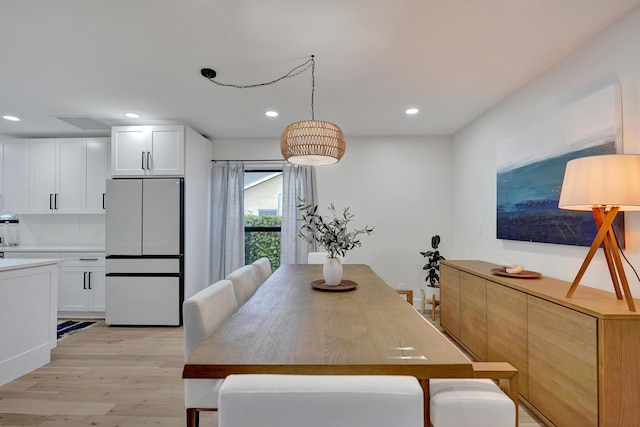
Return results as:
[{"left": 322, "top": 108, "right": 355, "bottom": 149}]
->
[{"left": 420, "top": 288, "right": 441, "bottom": 321}]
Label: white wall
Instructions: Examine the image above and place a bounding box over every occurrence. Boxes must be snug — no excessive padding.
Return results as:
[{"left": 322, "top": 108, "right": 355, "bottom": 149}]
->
[
  {"left": 211, "top": 135, "right": 453, "bottom": 297},
  {"left": 451, "top": 7, "right": 640, "bottom": 295}
]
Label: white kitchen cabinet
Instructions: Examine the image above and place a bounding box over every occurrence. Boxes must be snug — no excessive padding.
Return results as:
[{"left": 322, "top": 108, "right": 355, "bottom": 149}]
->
[
  {"left": 111, "top": 125, "right": 185, "bottom": 176},
  {"left": 29, "top": 138, "right": 109, "bottom": 214},
  {"left": 58, "top": 253, "right": 106, "bottom": 314},
  {"left": 4, "top": 251, "right": 106, "bottom": 317},
  {"left": 30, "top": 138, "right": 83, "bottom": 213},
  {"left": 82, "top": 138, "right": 109, "bottom": 213},
  {"left": 1, "top": 141, "right": 30, "bottom": 213},
  {"left": 59, "top": 266, "right": 106, "bottom": 312}
]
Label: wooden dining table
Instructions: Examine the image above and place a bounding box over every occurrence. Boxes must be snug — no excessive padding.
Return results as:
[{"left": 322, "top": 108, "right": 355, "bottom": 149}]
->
[{"left": 183, "top": 264, "right": 516, "bottom": 426}]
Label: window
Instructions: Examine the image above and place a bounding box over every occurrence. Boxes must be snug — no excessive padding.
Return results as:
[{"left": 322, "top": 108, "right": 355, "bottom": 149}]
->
[{"left": 244, "top": 170, "right": 283, "bottom": 270}]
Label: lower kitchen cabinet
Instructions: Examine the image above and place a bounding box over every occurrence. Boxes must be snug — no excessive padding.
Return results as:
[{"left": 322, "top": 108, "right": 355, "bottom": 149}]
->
[
  {"left": 440, "top": 260, "right": 640, "bottom": 427},
  {"left": 59, "top": 266, "right": 105, "bottom": 313},
  {"left": 58, "top": 252, "right": 105, "bottom": 316},
  {"left": 4, "top": 250, "right": 105, "bottom": 317}
]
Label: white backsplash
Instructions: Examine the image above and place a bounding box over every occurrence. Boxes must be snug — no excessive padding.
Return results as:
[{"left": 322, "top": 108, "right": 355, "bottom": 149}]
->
[{"left": 5, "top": 214, "right": 105, "bottom": 247}]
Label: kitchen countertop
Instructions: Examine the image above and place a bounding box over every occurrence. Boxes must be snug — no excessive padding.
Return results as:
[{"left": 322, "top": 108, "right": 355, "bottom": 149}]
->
[
  {"left": 0, "top": 258, "right": 61, "bottom": 272},
  {"left": 0, "top": 246, "right": 105, "bottom": 252}
]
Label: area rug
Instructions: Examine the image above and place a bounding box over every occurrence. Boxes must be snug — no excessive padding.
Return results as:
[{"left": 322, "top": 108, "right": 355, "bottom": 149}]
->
[{"left": 57, "top": 320, "right": 97, "bottom": 341}]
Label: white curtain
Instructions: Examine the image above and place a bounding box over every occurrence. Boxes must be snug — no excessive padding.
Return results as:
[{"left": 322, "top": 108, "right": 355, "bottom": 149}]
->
[
  {"left": 210, "top": 161, "right": 245, "bottom": 282},
  {"left": 280, "top": 164, "right": 317, "bottom": 264}
]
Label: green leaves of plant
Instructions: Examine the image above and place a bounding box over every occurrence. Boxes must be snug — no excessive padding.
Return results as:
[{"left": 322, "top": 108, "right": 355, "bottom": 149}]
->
[
  {"left": 421, "top": 234, "right": 445, "bottom": 286},
  {"left": 297, "top": 199, "right": 374, "bottom": 258}
]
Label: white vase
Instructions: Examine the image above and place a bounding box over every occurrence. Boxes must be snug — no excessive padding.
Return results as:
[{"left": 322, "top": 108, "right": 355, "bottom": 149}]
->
[{"left": 323, "top": 257, "right": 343, "bottom": 286}]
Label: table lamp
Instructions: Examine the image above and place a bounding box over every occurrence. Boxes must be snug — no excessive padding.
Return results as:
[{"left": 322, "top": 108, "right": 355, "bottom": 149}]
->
[{"left": 558, "top": 154, "right": 640, "bottom": 312}]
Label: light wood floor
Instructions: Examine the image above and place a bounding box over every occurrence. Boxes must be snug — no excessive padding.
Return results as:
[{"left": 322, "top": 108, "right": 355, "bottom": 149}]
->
[{"left": 0, "top": 315, "right": 546, "bottom": 427}]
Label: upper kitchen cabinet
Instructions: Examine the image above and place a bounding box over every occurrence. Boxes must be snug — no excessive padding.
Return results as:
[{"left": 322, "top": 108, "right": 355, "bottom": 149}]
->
[
  {"left": 1, "top": 140, "right": 30, "bottom": 213},
  {"left": 111, "top": 126, "right": 185, "bottom": 177},
  {"left": 83, "top": 138, "right": 109, "bottom": 213},
  {"left": 30, "top": 138, "right": 83, "bottom": 213},
  {"left": 29, "top": 138, "right": 109, "bottom": 214}
]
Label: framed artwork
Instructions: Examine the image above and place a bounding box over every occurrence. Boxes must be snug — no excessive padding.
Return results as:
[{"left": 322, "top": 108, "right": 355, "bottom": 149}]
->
[{"left": 496, "top": 84, "right": 623, "bottom": 246}]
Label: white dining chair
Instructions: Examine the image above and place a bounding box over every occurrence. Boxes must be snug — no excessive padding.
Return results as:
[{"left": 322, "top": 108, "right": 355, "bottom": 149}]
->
[
  {"left": 429, "top": 378, "right": 516, "bottom": 427},
  {"left": 226, "top": 265, "right": 260, "bottom": 307},
  {"left": 217, "top": 374, "right": 424, "bottom": 427},
  {"left": 307, "top": 251, "right": 329, "bottom": 264},
  {"left": 251, "top": 257, "right": 272, "bottom": 286},
  {"left": 183, "top": 279, "right": 239, "bottom": 427}
]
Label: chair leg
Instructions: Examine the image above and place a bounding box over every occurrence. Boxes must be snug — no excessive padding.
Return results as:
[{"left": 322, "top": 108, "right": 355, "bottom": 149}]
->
[
  {"left": 431, "top": 295, "right": 438, "bottom": 321},
  {"left": 186, "top": 408, "right": 199, "bottom": 427}
]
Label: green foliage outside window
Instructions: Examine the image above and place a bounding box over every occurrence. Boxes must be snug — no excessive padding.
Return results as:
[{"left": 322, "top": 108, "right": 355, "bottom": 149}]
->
[{"left": 244, "top": 214, "right": 281, "bottom": 271}]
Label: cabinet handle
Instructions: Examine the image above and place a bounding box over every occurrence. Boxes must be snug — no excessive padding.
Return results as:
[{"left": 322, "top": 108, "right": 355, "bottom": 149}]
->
[
  {"left": 141, "top": 151, "right": 146, "bottom": 170},
  {"left": 79, "top": 258, "right": 99, "bottom": 261},
  {"left": 83, "top": 272, "right": 87, "bottom": 290},
  {"left": 49, "top": 193, "right": 54, "bottom": 210},
  {"left": 88, "top": 272, "right": 92, "bottom": 290},
  {"left": 55, "top": 193, "right": 59, "bottom": 210},
  {"left": 146, "top": 152, "right": 151, "bottom": 170},
  {"left": 102, "top": 193, "right": 106, "bottom": 210}
]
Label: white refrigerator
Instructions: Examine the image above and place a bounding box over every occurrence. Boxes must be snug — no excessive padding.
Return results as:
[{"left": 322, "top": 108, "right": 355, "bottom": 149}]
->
[{"left": 105, "top": 178, "right": 184, "bottom": 326}]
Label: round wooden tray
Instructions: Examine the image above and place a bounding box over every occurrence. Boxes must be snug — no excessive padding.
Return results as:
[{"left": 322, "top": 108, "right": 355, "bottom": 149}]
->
[
  {"left": 311, "top": 279, "right": 358, "bottom": 292},
  {"left": 490, "top": 268, "right": 541, "bottom": 279}
]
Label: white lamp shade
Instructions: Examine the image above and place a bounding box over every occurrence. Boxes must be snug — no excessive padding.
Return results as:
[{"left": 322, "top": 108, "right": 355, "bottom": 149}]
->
[{"left": 558, "top": 154, "right": 640, "bottom": 211}]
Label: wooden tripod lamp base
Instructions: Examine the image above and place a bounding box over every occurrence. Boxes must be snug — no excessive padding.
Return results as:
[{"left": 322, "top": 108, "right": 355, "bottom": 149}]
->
[
  {"left": 558, "top": 154, "right": 640, "bottom": 313},
  {"left": 566, "top": 207, "right": 636, "bottom": 312}
]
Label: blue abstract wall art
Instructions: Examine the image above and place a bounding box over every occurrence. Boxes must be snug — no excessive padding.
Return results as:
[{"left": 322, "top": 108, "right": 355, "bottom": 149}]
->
[{"left": 496, "top": 84, "right": 622, "bottom": 247}]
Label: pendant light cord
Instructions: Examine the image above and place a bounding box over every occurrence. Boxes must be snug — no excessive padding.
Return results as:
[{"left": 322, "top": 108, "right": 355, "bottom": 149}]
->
[
  {"left": 310, "top": 55, "right": 315, "bottom": 120},
  {"left": 201, "top": 56, "right": 316, "bottom": 120}
]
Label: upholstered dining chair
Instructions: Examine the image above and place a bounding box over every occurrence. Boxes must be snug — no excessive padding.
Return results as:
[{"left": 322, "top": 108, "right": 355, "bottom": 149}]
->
[
  {"left": 183, "top": 279, "right": 239, "bottom": 427},
  {"left": 226, "top": 265, "right": 260, "bottom": 307},
  {"left": 217, "top": 374, "right": 424, "bottom": 427},
  {"left": 251, "top": 257, "right": 272, "bottom": 286},
  {"left": 307, "top": 251, "right": 329, "bottom": 264}
]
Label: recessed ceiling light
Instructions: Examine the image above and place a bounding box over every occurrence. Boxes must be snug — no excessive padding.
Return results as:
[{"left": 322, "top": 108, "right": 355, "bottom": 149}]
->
[
  {"left": 266, "top": 111, "right": 279, "bottom": 118},
  {"left": 405, "top": 108, "right": 419, "bottom": 115},
  {"left": 124, "top": 112, "right": 140, "bottom": 118},
  {"left": 2, "top": 115, "right": 20, "bottom": 121}
]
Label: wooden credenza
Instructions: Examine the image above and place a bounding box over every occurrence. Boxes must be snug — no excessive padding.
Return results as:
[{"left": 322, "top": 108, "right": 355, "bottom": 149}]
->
[{"left": 440, "top": 260, "right": 640, "bottom": 427}]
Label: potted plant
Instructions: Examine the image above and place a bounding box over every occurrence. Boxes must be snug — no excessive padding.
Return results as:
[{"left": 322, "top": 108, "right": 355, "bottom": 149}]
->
[
  {"left": 298, "top": 201, "right": 374, "bottom": 286},
  {"left": 420, "top": 234, "right": 445, "bottom": 301}
]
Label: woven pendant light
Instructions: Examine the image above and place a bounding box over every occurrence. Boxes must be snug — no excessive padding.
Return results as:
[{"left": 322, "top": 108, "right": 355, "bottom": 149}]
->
[
  {"left": 280, "top": 56, "right": 345, "bottom": 165},
  {"left": 280, "top": 119, "right": 345, "bottom": 165}
]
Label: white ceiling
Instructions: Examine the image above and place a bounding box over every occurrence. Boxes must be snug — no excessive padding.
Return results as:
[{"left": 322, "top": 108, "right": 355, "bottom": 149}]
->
[{"left": 1, "top": 0, "right": 639, "bottom": 140}]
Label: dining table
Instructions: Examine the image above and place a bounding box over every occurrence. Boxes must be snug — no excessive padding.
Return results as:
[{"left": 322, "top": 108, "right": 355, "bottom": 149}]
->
[{"left": 183, "top": 263, "right": 517, "bottom": 426}]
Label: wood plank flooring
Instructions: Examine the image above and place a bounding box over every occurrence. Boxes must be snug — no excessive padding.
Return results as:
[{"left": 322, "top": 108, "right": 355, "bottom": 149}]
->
[
  {"left": 0, "top": 322, "right": 203, "bottom": 427},
  {"left": 0, "top": 315, "right": 546, "bottom": 427}
]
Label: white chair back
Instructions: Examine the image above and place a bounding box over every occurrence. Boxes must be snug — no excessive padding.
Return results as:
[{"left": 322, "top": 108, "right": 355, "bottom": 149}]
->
[
  {"left": 226, "top": 265, "right": 260, "bottom": 307},
  {"left": 218, "top": 374, "right": 424, "bottom": 427},
  {"left": 307, "top": 252, "right": 328, "bottom": 264},
  {"left": 183, "top": 279, "right": 239, "bottom": 426},
  {"left": 252, "top": 257, "right": 272, "bottom": 286},
  {"left": 183, "top": 279, "right": 238, "bottom": 359}
]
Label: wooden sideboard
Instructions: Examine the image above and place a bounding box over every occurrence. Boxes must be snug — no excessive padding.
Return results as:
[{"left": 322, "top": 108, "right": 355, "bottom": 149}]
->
[{"left": 440, "top": 260, "right": 640, "bottom": 427}]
